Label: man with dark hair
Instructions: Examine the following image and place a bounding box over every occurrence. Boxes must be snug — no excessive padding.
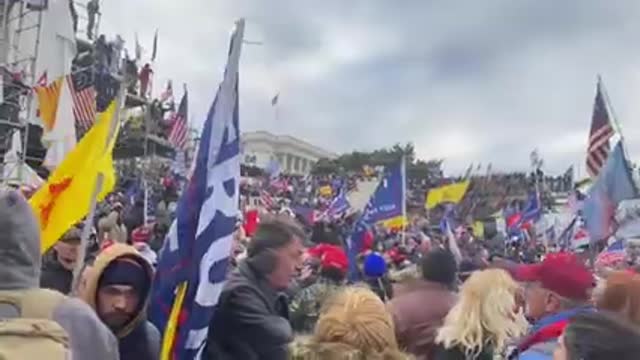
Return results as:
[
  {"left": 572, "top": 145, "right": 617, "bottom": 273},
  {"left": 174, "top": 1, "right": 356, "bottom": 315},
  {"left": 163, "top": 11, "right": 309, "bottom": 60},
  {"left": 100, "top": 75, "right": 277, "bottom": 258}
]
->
[
  {"left": 205, "top": 216, "right": 305, "bottom": 360},
  {"left": 79, "top": 243, "right": 160, "bottom": 360},
  {"left": 387, "top": 249, "right": 458, "bottom": 360}
]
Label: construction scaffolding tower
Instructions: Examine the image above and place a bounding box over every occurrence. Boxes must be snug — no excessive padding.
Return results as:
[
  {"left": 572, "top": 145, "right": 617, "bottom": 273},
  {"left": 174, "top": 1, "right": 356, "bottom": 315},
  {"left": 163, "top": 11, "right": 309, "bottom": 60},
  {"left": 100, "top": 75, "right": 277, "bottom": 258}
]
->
[{"left": 0, "top": 0, "right": 43, "bottom": 186}]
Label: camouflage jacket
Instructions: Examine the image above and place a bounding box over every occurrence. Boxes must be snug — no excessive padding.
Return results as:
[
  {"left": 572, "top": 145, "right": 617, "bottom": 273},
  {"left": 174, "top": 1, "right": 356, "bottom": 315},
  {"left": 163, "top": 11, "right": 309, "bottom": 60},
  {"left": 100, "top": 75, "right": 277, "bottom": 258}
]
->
[{"left": 289, "top": 279, "right": 342, "bottom": 334}]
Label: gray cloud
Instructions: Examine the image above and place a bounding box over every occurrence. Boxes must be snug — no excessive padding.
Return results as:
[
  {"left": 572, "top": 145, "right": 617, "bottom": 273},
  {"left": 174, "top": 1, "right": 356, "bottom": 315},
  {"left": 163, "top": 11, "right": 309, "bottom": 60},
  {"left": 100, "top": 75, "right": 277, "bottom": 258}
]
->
[{"left": 100, "top": 0, "right": 640, "bottom": 176}]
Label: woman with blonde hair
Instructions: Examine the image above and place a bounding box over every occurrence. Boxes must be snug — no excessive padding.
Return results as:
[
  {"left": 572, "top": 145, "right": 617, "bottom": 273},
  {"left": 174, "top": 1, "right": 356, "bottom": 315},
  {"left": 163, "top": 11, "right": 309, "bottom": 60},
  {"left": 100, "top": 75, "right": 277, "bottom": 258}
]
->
[
  {"left": 289, "top": 286, "right": 412, "bottom": 360},
  {"left": 434, "top": 269, "right": 528, "bottom": 360}
]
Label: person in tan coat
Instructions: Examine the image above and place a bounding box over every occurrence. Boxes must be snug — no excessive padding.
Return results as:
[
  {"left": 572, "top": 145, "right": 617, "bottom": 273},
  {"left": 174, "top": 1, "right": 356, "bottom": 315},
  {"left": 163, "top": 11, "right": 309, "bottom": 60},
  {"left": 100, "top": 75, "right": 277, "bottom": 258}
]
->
[{"left": 387, "top": 250, "right": 458, "bottom": 360}]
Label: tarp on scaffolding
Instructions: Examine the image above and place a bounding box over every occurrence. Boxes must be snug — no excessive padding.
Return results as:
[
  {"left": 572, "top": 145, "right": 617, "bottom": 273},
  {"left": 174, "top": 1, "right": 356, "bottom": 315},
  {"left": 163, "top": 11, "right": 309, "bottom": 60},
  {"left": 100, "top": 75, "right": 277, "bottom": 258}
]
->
[{"left": 2, "top": 130, "right": 43, "bottom": 186}]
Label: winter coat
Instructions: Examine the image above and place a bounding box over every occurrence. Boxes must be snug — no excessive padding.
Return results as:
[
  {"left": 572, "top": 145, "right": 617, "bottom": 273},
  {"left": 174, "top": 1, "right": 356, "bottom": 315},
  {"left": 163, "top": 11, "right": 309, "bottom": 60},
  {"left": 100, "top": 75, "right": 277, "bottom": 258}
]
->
[
  {"left": 387, "top": 280, "right": 456, "bottom": 360},
  {"left": 204, "top": 261, "right": 293, "bottom": 360},
  {"left": 0, "top": 190, "right": 119, "bottom": 360},
  {"left": 433, "top": 343, "right": 494, "bottom": 360},
  {"left": 516, "top": 307, "right": 594, "bottom": 360},
  {"left": 79, "top": 243, "right": 160, "bottom": 360},
  {"left": 40, "top": 250, "right": 74, "bottom": 294}
]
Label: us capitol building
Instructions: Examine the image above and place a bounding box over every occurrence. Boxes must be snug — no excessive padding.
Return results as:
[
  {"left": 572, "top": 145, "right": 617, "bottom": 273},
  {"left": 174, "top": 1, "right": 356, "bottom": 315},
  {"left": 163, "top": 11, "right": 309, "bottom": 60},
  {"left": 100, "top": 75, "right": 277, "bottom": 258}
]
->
[{"left": 240, "top": 131, "right": 336, "bottom": 175}]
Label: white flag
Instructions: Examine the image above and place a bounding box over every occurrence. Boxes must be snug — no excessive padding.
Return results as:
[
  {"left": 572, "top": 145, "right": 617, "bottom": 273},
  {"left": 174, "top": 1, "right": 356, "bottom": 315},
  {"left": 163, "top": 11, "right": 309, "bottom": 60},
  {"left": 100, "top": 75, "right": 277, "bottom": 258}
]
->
[{"left": 43, "top": 77, "right": 77, "bottom": 170}]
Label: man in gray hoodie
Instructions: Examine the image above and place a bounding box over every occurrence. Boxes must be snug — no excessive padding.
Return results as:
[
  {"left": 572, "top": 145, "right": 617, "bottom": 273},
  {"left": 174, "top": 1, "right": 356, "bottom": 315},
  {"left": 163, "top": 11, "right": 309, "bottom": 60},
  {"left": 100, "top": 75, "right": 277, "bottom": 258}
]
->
[{"left": 0, "top": 190, "right": 120, "bottom": 360}]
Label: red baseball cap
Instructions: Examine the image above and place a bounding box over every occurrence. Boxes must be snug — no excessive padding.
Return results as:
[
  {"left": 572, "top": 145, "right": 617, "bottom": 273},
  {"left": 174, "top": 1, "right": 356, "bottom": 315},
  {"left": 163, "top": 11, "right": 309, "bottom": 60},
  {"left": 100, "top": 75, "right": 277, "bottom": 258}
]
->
[
  {"left": 515, "top": 252, "right": 594, "bottom": 301},
  {"left": 320, "top": 246, "right": 349, "bottom": 275}
]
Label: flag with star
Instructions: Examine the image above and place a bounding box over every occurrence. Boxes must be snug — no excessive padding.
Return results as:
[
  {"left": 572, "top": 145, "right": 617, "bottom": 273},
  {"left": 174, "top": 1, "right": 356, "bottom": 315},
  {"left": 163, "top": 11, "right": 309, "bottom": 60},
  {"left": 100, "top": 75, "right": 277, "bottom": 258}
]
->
[{"left": 29, "top": 99, "right": 120, "bottom": 253}]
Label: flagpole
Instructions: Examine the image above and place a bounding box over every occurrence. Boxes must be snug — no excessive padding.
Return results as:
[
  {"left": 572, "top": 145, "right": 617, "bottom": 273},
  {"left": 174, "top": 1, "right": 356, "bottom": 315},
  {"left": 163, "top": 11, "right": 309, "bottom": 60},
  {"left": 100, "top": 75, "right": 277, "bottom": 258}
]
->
[
  {"left": 72, "top": 80, "right": 125, "bottom": 290},
  {"left": 598, "top": 75, "right": 632, "bottom": 166},
  {"left": 401, "top": 155, "right": 407, "bottom": 245},
  {"left": 598, "top": 75, "right": 624, "bottom": 141}
]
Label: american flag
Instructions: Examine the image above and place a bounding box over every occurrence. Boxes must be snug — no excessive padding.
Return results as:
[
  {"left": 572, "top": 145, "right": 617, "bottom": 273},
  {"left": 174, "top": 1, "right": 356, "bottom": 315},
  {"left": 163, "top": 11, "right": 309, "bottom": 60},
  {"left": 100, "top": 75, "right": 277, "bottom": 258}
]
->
[
  {"left": 149, "top": 20, "right": 244, "bottom": 359},
  {"left": 260, "top": 189, "right": 275, "bottom": 209},
  {"left": 586, "top": 80, "right": 615, "bottom": 178},
  {"left": 169, "top": 90, "right": 188, "bottom": 149},
  {"left": 596, "top": 239, "right": 626, "bottom": 268},
  {"left": 67, "top": 65, "right": 96, "bottom": 131}
]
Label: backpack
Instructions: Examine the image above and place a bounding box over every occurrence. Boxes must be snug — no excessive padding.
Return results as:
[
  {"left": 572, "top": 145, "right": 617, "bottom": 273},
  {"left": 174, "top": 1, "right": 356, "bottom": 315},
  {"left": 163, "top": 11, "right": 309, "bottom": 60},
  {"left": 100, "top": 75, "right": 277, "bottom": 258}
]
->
[{"left": 0, "top": 288, "right": 71, "bottom": 360}]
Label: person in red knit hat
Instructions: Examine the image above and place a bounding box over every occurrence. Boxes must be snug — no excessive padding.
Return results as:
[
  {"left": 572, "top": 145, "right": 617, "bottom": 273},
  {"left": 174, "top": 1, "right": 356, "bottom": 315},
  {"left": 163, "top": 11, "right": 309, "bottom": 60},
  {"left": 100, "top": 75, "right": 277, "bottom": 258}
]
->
[{"left": 290, "top": 244, "right": 348, "bottom": 334}]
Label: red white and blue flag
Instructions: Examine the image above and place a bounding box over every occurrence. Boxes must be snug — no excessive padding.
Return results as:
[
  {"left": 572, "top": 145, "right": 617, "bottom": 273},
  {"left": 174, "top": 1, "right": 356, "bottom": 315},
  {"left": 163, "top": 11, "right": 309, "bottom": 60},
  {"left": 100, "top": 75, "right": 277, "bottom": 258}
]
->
[
  {"left": 149, "top": 20, "right": 244, "bottom": 359},
  {"left": 169, "top": 89, "right": 189, "bottom": 150}
]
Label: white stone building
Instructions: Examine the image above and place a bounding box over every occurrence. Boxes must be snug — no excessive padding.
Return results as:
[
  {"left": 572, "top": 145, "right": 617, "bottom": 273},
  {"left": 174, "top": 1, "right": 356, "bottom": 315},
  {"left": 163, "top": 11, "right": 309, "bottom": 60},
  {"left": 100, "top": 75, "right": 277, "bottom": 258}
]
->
[{"left": 240, "top": 131, "right": 336, "bottom": 175}]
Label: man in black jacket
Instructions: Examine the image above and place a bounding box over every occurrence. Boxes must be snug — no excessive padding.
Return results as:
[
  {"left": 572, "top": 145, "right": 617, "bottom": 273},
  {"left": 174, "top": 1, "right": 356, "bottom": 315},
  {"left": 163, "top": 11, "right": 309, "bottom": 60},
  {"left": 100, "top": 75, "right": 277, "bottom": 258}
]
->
[
  {"left": 40, "top": 227, "right": 82, "bottom": 294},
  {"left": 205, "top": 216, "right": 306, "bottom": 359}
]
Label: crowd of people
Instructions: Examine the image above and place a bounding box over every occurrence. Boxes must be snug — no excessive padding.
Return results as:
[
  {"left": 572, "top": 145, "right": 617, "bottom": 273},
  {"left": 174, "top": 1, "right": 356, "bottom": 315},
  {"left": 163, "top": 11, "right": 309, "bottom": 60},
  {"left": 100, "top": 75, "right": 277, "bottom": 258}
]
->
[{"left": 0, "top": 163, "right": 638, "bottom": 360}]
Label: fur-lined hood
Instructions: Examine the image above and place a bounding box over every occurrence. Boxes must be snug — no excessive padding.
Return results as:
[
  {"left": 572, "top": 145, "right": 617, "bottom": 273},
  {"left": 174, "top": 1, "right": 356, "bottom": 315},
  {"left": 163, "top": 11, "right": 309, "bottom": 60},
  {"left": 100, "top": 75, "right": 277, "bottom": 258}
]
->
[
  {"left": 79, "top": 243, "right": 153, "bottom": 338},
  {"left": 289, "top": 339, "right": 414, "bottom": 360}
]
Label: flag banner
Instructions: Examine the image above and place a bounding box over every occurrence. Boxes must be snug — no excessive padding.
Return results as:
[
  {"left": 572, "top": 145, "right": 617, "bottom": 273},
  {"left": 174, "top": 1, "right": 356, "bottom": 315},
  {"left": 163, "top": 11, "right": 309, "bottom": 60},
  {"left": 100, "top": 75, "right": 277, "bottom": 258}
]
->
[
  {"left": 150, "top": 19, "right": 244, "bottom": 359},
  {"left": 586, "top": 80, "right": 615, "bottom": 178},
  {"left": 152, "top": 29, "right": 159, "bottom": 62},
  {"left": 323, "top": 187, "right": 351, "bottom": 220},
  {"left": 318, "top": 185, "right": 333, "bottom": 197},
  {"left": 583, "top": 141, "right": 638, "bottom": 242},
  {"left": 347, "top": 160, "right": 405, "bottom": 280},
  {"left": 43, "top": 76, "right": 76, "bottom": 170},
  {"left": 169, "top": 90, "right": 189, "bottom": 149},
  {"left": 425, "top": 180, "right": 470, "bottom": 209},
  {"left": 29, "top": 100, "right": 119, "bottom": 253},
  {"left": 271, "top": 93, "right": 279, "bottom": 106}
]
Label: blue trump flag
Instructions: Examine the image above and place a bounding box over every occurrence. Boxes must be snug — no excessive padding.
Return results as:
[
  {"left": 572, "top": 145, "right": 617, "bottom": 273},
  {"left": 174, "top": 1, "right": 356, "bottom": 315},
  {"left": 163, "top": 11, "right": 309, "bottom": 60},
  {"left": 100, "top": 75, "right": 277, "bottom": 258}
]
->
[
  {"left": 347, "top": 160, "right": 405, "bottom": 280},
  {"left": 323, "top": 187, "right": 351, "bottom": 220},
  {"left": 149, "top": 20, "right": 244, "bottom": 359},
  {"left": 583, "top": 141, "right": 638, "bottom": 242}
]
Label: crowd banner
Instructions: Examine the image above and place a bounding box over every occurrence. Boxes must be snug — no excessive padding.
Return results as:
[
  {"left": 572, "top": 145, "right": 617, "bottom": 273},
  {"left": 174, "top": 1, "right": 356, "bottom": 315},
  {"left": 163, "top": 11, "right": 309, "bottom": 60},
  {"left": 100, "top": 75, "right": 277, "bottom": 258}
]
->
[
  {"left": 425, "top": 180, "right": 470, "bottom": 209},
  {"left": 150, "top": 19, "right": 245, "bottom": 360},
  {"left": 30, "top": 96, "right": 121, "bottom": 254}
]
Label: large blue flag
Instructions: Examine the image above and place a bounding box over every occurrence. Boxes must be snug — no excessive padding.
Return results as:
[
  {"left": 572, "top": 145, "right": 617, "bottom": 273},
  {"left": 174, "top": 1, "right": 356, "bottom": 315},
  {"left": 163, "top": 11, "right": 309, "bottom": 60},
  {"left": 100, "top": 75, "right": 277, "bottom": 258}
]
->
[
  {"left": 149, "top": 20, "right": 244, "bottom": 359},
  {"left": 583, "top": 141, "right": 638, "bottom": 242},
  {"left": 347, "top": 160, "right": 405, "bottom": 280},
  {"left": 363, "top": 161, "right": 405, "bottom": 224}
]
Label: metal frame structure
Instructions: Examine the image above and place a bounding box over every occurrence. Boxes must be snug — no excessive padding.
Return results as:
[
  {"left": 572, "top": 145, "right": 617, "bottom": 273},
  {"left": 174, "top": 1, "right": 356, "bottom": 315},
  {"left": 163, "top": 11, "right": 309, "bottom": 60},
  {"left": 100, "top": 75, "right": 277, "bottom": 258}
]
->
[{"left": 0, "top": 0, "right": 43, "bottom": 185}]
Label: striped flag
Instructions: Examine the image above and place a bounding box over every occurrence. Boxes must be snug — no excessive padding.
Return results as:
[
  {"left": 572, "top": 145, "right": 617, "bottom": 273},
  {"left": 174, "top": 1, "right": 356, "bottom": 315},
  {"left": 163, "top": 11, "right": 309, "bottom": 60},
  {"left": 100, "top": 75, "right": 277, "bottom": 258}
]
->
[
  {"left": 149, "top": 19, "right": 244, "bottom": 359},
  {"left": 260, "top": 190, "right": 275, "bottom": 209},
  {"left": 321, "top": 187, "right": 351, "bottom": 220},
  {"left": 586, "top": 80, "right": 615, "bottom": 178},
  {"left": 583, "top": 141, "right": 638, "bottom": 242},
  {"left": 67, "top": 65, "right": 96, "bottom": 131},
  {"left": 596, "top": 239, "right": 626, "bottom": 268},
  {"left": 169, "top": 89, "right": 188, "bottom": 149}
]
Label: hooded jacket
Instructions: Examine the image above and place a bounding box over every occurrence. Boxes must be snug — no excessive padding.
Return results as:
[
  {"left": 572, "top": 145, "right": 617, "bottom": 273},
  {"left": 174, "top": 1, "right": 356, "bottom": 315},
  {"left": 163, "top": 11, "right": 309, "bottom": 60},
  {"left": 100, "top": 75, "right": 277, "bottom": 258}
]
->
[
  {"left": 0, "top": 190, "right": 119, "bottom": 360},
  {"left": 79, "top": 243, "right": 160, "bottom": 360}
]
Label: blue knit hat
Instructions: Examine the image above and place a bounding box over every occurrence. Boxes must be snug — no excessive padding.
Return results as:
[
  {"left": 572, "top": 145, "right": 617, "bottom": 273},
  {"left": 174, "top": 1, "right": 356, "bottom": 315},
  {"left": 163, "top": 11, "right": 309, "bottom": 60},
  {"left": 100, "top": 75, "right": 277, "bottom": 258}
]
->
[{"left": 363, "top": 253, "right": 387, "bottom": 278}]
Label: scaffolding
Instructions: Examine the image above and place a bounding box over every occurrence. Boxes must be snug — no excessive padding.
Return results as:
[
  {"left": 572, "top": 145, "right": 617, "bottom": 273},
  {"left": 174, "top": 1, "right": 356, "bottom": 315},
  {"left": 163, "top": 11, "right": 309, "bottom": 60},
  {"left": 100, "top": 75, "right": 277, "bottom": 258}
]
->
[{"left": 0, "top": 0, "right": 43, "bottom": 186}]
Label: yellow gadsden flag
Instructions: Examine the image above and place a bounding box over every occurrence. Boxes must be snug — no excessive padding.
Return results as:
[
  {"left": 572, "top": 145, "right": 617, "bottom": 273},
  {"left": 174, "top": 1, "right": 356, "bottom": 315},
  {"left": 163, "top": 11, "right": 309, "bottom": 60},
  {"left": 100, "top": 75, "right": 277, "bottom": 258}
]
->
[
  {"left": 425, "top": 180, "right": 470, "bottom": 209},
  {"left": 30, "top": 101, "right": 120, "bottom": 253}
]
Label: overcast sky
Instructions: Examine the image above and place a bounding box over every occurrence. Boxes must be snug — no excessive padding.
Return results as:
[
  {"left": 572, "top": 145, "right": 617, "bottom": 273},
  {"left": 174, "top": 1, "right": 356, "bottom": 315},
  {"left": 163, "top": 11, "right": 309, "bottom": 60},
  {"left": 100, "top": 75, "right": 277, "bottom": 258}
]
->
[{"left": 100, "top": 1, "right": 640, "bottom": 176}]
